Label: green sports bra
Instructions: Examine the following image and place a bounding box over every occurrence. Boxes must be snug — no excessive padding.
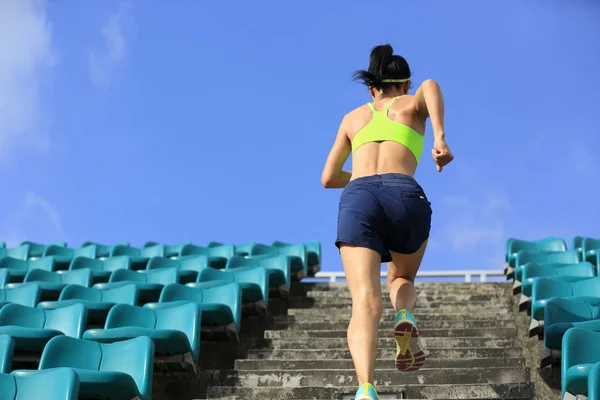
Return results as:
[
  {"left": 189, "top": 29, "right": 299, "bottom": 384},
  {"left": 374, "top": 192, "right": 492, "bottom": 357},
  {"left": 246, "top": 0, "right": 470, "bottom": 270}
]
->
[{"left": 351, "top": 96, "right": 425, "bottom": 163}]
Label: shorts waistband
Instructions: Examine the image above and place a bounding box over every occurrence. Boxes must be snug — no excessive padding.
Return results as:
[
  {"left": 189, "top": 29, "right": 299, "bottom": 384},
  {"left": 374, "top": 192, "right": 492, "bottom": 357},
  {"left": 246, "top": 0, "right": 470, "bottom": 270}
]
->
[{"left": 346, "top": 173, "right": 419, "bottom": 188}]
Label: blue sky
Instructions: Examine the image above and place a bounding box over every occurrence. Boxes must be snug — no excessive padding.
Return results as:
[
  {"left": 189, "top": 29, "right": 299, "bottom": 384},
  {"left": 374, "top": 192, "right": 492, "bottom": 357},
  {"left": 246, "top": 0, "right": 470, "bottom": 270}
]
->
[{"left": 0, "top": 0, "right": 599, "bottom": 273}]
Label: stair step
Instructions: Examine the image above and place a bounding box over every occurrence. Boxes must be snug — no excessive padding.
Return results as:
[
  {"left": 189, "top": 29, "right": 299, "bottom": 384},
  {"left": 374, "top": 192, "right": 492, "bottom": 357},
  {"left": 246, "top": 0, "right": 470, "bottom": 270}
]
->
[
  {"left": 301, "top": 282, "right": 510, "bottom": 292},
  {"left": 273, "top": 319, "right": 516, "bottom": 330},
  {"left": 288, "top": 298, "right": 512, "bottom": 309},
  {"left": 307, "top": 292, "right": 504, "bottom": 301},
  {"left": 210, "top": 367, "right": 530, "bottom": 387},
  {"left": 280, "top": 312, "right": 514, "bottom": 322},
  {"left": 234, "top": 357, "right": 526, "bottom": 370},
  {"left": 287, "top": 308, "right": 511, "bottom": 317},
  {"left": 255, "top": 337, "right": 517, "bottom": 350},
  {"left": 206, "top": 382, "right": 533, "bottom": 399},
  {"left": 247, "top": 347, "right": 524, "bottom": 360},
  {"left": 264, "top": 327, "right": 517, "bottom": 339}
]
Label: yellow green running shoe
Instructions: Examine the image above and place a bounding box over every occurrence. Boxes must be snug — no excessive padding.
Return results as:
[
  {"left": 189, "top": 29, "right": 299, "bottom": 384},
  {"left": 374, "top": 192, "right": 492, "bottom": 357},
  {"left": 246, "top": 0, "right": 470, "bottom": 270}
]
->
[
  {"left": 394, "top": 309, "right": 425, "bottom": 371},
  {"left": 354, "top": 383, "right": 379, "bottom": 400}
]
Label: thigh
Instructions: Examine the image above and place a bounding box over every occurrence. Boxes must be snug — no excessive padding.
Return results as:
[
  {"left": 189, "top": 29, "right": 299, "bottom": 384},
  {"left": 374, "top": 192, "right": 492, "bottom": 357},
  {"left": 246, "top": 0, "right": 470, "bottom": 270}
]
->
[
  {"left": 387, "top": 240, "right": 428, "bottom": 284},
  {"left": 340, "top": 244, "right": 383, "bottom": 309}
]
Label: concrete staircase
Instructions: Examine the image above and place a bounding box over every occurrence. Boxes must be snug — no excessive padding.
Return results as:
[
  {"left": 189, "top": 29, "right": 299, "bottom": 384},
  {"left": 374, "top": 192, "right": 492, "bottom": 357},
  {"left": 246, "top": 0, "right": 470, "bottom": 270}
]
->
[{"left": 205, "top": 282, "right": 534, "bottom": 399}]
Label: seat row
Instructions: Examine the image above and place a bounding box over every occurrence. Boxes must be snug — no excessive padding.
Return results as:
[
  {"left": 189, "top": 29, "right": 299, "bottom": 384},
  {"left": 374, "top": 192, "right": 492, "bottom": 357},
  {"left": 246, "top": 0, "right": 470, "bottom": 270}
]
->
[{"left": 504, "top": 236, "right": 600, "bottom": 400}]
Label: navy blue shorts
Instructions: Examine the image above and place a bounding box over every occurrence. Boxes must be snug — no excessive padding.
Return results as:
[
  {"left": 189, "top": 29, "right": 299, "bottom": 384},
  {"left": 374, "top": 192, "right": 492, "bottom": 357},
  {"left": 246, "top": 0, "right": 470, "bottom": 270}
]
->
[{"left": 335, "top": 173, "right": 432, "bottom": 263}]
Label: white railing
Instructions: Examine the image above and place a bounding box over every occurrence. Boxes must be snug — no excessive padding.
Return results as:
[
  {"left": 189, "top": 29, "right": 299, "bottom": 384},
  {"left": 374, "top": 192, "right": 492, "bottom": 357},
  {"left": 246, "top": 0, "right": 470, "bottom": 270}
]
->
[{"left": 314, "top": 270, "right": 504, "bottom": 283}]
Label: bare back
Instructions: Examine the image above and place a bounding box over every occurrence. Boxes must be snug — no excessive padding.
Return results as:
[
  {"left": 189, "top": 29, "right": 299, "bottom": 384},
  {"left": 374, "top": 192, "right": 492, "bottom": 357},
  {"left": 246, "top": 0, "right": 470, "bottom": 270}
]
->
[{"left": 345, "top": 95, "right": 426, "bottom": 179}]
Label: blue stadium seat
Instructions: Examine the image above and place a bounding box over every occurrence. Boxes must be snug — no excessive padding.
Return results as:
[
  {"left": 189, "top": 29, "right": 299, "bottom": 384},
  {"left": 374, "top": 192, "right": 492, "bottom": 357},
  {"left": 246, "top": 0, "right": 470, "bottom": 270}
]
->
[
  {"left": 0, "top": 245, "right": 29, "bottom": 261},
  {"left": 0, "top": 303, "right": 86, "bottom": 352},
  {"left": 34, "top": 335, "right": 153, "bottom": 400},
  {"left": 38, "top": 283, "right": 139, "bottom": 323},
  {"left": 197, "top": 266, "right": 270, "bottom": 310},
  {"left": 0, "top": 283, "right": 41, "bottom": 309},
  {"left": 0, "top": 269, "right": 7, "bottom": 289},
  {"left": 21, "top": 241, "right": 66, "bottom": 259},
  {"left": 530, "top": 277, "right": 600, "bottom": 337},
  {"left": 69, "top": 255, "right": 131, "bottom": 283},
  {"left": 512, "top": 249, "right": 580, "bottom": 282},
  {"left": 250, "top": 243, "right": 308, "bottom": 278},
  {"left": 43, "top": 245, "right": 96, "bottom": 269},
  {"left": 573, "top": 236, "right": 586, "bottom": 259},
  {"left": 82, "top": 242, "right": 129, "bottom": 258},
  {"left": 152, "top": 282, "right": 242, "bottom": 338},
  {"left": 147, "top": 255, "right": 209, "bottom": 284},
  {"left": 583, "top": 238, "right": 600, "bottom": 264},
  {"left": 0, "top": 256, "right": 55, "bottom": 283},
  {"left": 10, "top": 269, "right": 93, "bottom": 300},
  {"left": 562, "top": 328, "right": 600, "bottom": 399},
  {"left": 110, "top": 244, "right": 165, "bottom": 269},
  {"left": 505, "top": 237, "right": 567, "bottom": 274},
  {"left": 0, "top": 334, "right": 14, "bottom": 373},
  {"left": 180, "top": 244, "right": 234, "bottom": 268},
  {"left": 83, "top": 302, "right": 201, "bottom": 371},
  {"left": 96, "top": 267, "right": 179, "bottom": 303},
  {"left": 144, "top": 241, "right": 191, "bottom": 258},
  {"left": 227, "top": 254, "right": 291, "bottom": 294},
  {"left": 0, "top": 368, "right": 80, "bottom": 400},
  {"left": 272, "top": 240, "right": 321, "bottom": 273}
]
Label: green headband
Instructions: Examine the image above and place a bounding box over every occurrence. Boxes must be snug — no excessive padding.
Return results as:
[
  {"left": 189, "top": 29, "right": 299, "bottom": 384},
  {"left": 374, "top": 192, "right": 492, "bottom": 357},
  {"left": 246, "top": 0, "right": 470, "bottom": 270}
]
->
[{"left": 381, "top": 78, "right": 410, "bottom": 83}]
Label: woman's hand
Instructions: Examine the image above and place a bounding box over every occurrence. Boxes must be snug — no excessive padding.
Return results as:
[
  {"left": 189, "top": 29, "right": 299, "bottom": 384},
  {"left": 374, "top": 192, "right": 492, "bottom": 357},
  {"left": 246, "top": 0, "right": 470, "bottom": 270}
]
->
[{"left": 432, "top": 139, "right": 454, "bottom": 172}]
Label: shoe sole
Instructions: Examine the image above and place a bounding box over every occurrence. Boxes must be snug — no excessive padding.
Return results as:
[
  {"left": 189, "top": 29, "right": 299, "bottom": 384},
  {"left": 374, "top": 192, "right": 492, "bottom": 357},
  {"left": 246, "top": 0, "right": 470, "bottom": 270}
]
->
[{"left": 394, "top": 319, "right": 425, "bottom": 372}]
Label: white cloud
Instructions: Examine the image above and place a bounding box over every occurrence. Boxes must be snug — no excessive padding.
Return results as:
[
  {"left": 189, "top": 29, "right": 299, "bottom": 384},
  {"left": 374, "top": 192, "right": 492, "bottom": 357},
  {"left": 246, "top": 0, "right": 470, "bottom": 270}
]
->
[
  {"left": 0, "top": 0, "right": 55, "bottom": 157},
  {"left": 88, "top": 2, "right": 134, "bottom": 87}
]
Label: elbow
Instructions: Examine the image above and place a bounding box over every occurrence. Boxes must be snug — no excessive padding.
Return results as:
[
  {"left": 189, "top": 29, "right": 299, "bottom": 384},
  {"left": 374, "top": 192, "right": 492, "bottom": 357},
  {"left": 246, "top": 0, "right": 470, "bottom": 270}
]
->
[{"left": 321, "top": 172, "right": 334, "bottom": 188}]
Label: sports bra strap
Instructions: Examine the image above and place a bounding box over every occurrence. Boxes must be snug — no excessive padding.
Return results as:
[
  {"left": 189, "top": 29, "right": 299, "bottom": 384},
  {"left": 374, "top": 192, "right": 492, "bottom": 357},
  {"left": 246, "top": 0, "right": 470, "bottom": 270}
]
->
[
  {"left": 384, "top": 96, "right": 400, "bottom": 111},
  {"left": 367, "top": 103, "right": 376, "bottom": 112}
]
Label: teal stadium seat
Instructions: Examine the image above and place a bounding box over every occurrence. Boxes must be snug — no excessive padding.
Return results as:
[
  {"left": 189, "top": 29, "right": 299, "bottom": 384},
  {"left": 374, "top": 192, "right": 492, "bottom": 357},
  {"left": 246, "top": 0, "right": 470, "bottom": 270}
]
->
[
  {"left": 518, "top": 262, "right": 595, "bottom": 310},
  {"left": 0, "top": 368, "right": 80, "bottom": 400},
  {"left": 146, "top": 255, "right": 209, "bottom": 284},
  {"left": 153, "top": 282, "right": 242, "bottom": 338},
  {"left": 0, "top": 256, "right": 55, "bottom": 283},
  {"left": 272, "top": 240, "right": 322, "bottom": 274},
  {"left": 26, "top": 335, "right": 153, "bottom": 400},
  {"left": 0, "top": 303, "right": 86, "bottom": 352},
  {"left": 83, "top": 302, "right": 201, "bottom": 372},
  {"left": 583, "top": 238, "right": 600, "bottom": 264},
  {"left": 227, "top": 254, "right": 291, "bottom": 294},
  {"left": 573, "top": 236, "right": 586, "bottom": 259},
  {"left": 69, "top": 255, "right": 131, "bottom": 283},
  {"left": 0, "top": 269, "right": 7, "bottom": 289},
  {"left": 250, "top": 243, "right": 308, "bottom": 278},
  {"left": 197, "top": 266, "right": 270, "bottom": 311},
  {"left": 144, "top": 241, "right": 191, "bottom": 258},
  {"left": 21, "top": 241, "right": 66, "bottom": 259},
  {"left": 96, "top": 267, "right": 179, "bottom": 303},
  {"left": 9, "top": 269, "right": 93, "bottom": 300},
  {"left": 0, "top": 283, "right": 41, "bottom": 309},
  {"left": 82, "top": 241, "right": 129, "bottom": 258},
  {"left": 43, "top": 245, "right": 96, "bottom": 270},
  {"left": 513, "top": 249, "right": 580, "bottom": 283},
  {"left": 0, "top": 245, "right": 29, "bottom": 261},
  {"left": 0, "top": 334, "right": 14, "bottom": 373},
  {"left": 110, "top": 244, "right": 165, "bottom": 269},
  {"left": 505, "top": 237, "right": 567, "bottom": 276},
  {"left": 562, "top": 328, "right": 600, "bottom": 399},
  {"left": 588, "top": 362, "right": 600, "bottom": 400},
  {"left": 180, "top": 244, "right": 234, "bottom": 269},
  {"left": 37, "top": 283, "right": 139, "bottom": 323},
  {"left": 530, "top": 277, "right": 600, "bottom": 337}
]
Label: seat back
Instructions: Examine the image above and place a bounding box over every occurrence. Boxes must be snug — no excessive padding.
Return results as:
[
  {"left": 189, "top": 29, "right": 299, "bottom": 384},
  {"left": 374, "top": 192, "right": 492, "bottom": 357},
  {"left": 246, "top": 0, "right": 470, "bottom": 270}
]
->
[
  {"left": 523, "top": 262, "right": 595, "bottom": 280},
  {"left": 516, "top": 250, "right": 579, "bottom": 269},
  {"left": 60, "top": 269, "right": 93, "bottom": 286},
  {"left": 509, "top": 237, "right": 567, "bottom": 258},
  {"left": 44, "top": 303, "right": 87, "bottom": 338},
  {"left": 146, "top": 257, "right": 179, "bottom": 270},
  {"left": 0, "top": 303, "right": 46, "bottom": 328},
  {"left": 111, "top": 245, "right": 139, "bottom": 257},
  {"left": 22, "top": 241, "right": 66, "bottom": 258},
  {"left": 101, "top": 284, "right": 139, "bottom": 305},
  {"left": 3, "top": 284, "right": 41, "bottom": 307},
  {"left": 59, "top": 285, "right": 101, "bottom": 302},
  {"left": 0, "top": 270, "right": 7, "bottom": 289},
  {"left": 572, "top": 277, "right": 600, "bottom": 297},
  {"left": 139, "top": 245, "right": 165, "bottom": 258},
  {"left": 144, "top": 268, "right": 179, "bottom": 285},
  {"left": 159, "top": 283, "right": 203, "bottom": 303},
  {"left": 106, "top": 304, "right": 155, "bottom": 329},
  {"left": 0, "top": 334, "right": 14, "bottom": 373},
  {"left": 0, "top": 245, "right": 29, "bottom": 261},
  {"left": 27, "top": 257, "right": 56, "bottom": 273},
  {"left": 102, "top": 256, "right": 131, "bottom": 272},
  {"left": 154, "top": 302, "right": 200, "bottom": 360},
  {"left": 13, "top": 368, "right": 80, "bottom": 400},
  {"left": 0, "top": 257, "right": 27, "bottom": 271},
  {"left": 69, "top": 257, "right": 102, "bottom": 271}
]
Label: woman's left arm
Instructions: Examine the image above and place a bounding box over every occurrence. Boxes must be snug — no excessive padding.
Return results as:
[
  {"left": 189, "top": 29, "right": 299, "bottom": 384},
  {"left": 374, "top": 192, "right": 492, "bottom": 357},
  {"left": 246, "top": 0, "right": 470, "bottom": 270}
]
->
[{"left": 321, "top": 115, "right": 352, "bottom": 188}]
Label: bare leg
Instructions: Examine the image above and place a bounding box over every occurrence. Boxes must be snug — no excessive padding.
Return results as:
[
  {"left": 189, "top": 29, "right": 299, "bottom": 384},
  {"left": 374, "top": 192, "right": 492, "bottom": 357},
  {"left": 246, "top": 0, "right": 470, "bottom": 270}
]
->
[
  {"left": 340, "top": 244, "right": 383, "bottom": 386},
  {"left": 387, "top": 240, "right": 428, "bottom": 312}
]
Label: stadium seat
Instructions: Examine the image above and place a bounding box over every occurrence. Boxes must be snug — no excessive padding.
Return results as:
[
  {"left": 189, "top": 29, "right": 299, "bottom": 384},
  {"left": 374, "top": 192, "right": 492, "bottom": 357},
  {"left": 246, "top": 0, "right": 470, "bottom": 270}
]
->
[
  {"left": 505, "top": 237, "right": 567, "bottom": 275},
  {"left": 512, "top": 249, "right": 580, "bottom": 282},
  {"left": 518, "top": 262, "right": 595, "bottom": 310},
  {"left": 69, "top": 255, "right": 131, "bottom": 283},
  {"left": 0, "top": 269, "right": 7, "bottom": 289},
  {"left": 9, "top": 269, "right": 93, "bottom": 300},
  {"left": 144, "top": 241, "right": 191, "bottom": 258},
  {"left": 272, "top": 240, "right": 321, "bottom": 273},
  {"left": 573, "top": 236, "right": 586, "bottom": 259},
  {"left": 0, "top": 283, "right": 41, "bottom": 309},
  {"left": 43, "top": 245, "right": 96, "bottom": 270},
  {"left": 180, "top": 244, "right": 234, "bottom": 268},
  {"left": 529, "top": 277, "right": 600, "bottom": 337},
  {"left": 583, "top": 238, "right": 600, "bottom": 264},
  {"left": 562, "top": 328, "right": 600, "bottom": 399},
  {"left": 0, "top": 334, "right": 14, "bottom": 373},
  {"left": 31, "top": 335, "right": 153, "bottom": 400},
  {"left": 83, "top": 302, "right": 201, "bottom": 371},
  {"left": 21, "top": 241, "right": 67, "bottom": 259},
  {"left": 0, "top": 303, "right": 86, "bottom": 352},
  {"left": 0, "top": 368, "right": 80, "bottom": 400},
  {"left": 96, "top": 268, "right": 179, "bottom": 303},
  {"left": 588, "top": 362, "right": 600, "bottom": 400},
  {"left": 110, "top": 244, "right": 165, "bottom": 269},
  {"left": 0, "top": 256, "right": 55, "bottom": 283},
  {"left": 82, "top": 241, "right": 130, "bottom": 259},
  {"left": 196, "top": 266, "right": 270, "bottom": 310},
  {"left": 146, "top": 255, "right": 209, "bottom": 284},
  {"left": 152, "top": 282, "right": 242, "bottom": 338},
  {"left": 249, "top": 243, "right": 308, "bottom": 278},
  {"left": 0, "top": 245, "right": 29, "bottom": 261},
  {"left": 227, "top": 254, "right": 291, "bottom": 294},
  {"left": 37, "top": 283, "right": 139, "bottom": 323}
]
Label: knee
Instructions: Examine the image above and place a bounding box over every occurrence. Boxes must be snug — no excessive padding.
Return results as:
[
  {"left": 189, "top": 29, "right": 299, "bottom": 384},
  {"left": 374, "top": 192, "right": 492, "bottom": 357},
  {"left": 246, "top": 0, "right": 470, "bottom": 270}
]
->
[
  {"left": 352, "top": 294, "right": 383, "bottom": 318},
  {"left": 388, "top": 275, "right": 415, "bottom": 287}
]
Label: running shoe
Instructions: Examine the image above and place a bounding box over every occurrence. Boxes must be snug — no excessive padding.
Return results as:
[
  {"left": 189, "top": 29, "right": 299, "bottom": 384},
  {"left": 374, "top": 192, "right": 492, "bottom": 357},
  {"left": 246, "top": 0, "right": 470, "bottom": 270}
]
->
[
  {"left": 354, "top": 383, "right": 379, "bottom": 400},
  {"left": 394, "top": 309, "right": 425, "bottom": 371}
]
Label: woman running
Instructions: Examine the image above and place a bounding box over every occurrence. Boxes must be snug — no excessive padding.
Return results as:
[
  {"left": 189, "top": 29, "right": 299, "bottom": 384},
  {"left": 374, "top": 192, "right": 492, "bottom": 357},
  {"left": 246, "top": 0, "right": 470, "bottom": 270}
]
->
[{"left": 321, "top": 44, "right": 454, "bottom": 400}]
